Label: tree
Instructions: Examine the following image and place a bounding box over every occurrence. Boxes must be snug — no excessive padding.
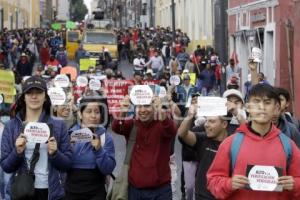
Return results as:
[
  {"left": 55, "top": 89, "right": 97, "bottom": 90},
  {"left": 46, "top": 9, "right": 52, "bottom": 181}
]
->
[{"left": 70, "top": 0, "right": 88, "bottom": 22}]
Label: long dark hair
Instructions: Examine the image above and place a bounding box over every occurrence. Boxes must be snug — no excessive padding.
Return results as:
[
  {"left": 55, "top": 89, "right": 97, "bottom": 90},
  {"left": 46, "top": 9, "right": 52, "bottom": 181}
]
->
[{"left": 14, "top": 92, "right": 52, "bottom": 121}]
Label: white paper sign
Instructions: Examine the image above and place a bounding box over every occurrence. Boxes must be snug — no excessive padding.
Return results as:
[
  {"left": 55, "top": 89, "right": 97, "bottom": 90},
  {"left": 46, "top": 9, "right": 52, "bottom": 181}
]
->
[
  {"left": 54, "top": 74, "right": 70, "bottom": 88},
  {"left": 130, "top": 85, "right": 153, "bottom": 105},
  {"left": 70, "top": 128, "right": 93, "bottom": 143},
  {"left": 197, "top": 97, "right": 227, "bottom": 116},
  {"left": 252, "top": 47, "right": 262, "bottom": 63},
  {"left": 0, "top": 94, "right": 3, "bottom": 104},
  {"left": 170, "top": 75, "right": 181, "bottom": 86},
  {"left": 158, "top": 87, "right": 167, "bottom": 98},
  {"left": 24, "top": 122, "right": 50, "bottom": 143},
  {"left": 89, "top": 79, "right": 101, "bottom": 91},
  {"left": 247, "top": 165, "right": 282, "bottom": 192},
  {"left": 48, "top": 87, "right": 66, "bottom": 105},
  {"left": 76, "top": 76, "right": 88, "bottom": 87}
]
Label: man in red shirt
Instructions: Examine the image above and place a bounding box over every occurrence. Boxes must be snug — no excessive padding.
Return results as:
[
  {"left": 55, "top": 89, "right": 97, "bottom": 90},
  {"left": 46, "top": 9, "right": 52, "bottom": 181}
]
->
[{"left": 112, "top": 96, "right": 177, "bottom": 200}]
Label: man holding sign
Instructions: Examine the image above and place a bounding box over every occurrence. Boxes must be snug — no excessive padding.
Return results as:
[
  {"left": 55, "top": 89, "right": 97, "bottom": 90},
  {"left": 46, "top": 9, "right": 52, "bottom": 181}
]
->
[
  {"left": 112, "top": 85, "right": 177, "bottom": 200},
  {"left": 207, "top": 84, "right": 300, "bottom": 200}
]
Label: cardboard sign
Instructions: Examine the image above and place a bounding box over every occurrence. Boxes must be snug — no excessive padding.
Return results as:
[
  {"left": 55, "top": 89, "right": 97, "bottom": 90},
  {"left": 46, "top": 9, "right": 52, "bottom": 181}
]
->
[
  {"left": 60, "top": 66, "right": 78, "bottom": 81},
  {"left": 89, "top": 79, "right": 101, "bottom": 91},
  {"left": 76, "top": 76, "right": 88, "bottom": 87},
  {"left": 0, "top": 69, "right": 16, "bottom": 103},
  {"left": 70, "top": 128, "right": 93, "bottom": 143},
  {"left": 48, "top": 87, "right": 66, "bottom": 105},
  {"left": 247, "top": 165, "right": 283, "bottom": 192},
  {"left": 252, "top": 47, "right": 262, "bottom": 63},
  {"left": 24, "top": 122, "right": 50, "bottom": 143},
  {"left": 54, "top": 74, "right": 70, "bottom": 88},
  {"left": 130, "top": 85, "right": 153, "bottom": 105},
  {"left": 80, "top": 58, "right": 97, "bottom": 71},
  {"left": 197, "top": 97, "right": 227, "bottom": 116},
  {"left": 170, "top": 75, "right": 181, "bottom": 86}
]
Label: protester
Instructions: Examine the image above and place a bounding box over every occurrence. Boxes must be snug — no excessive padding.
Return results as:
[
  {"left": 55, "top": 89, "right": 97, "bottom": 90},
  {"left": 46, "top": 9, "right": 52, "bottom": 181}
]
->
[
  {"left": 178, "top": 96, "right": 229, "bottom": 200},
  {"left": 65, "top": 96, "right": 116, "bottom": 200},
  {"left": 207, "top": 84, "right": 300, "bottom": 200},
  {"left": 112, "top": 95, "right": 177, "bottom": 200},
  {"left": 0, "top": 76, "right": 72, "bottom": 200}
]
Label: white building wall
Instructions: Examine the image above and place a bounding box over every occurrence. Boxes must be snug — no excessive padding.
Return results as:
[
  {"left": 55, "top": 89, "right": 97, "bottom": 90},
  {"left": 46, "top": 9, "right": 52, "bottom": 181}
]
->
[
  {"left": 155, "top": 0, "right": 214, "bottom": 50},
  {"left": 56, "top": 0, "right": 70, "bottom": 21}
]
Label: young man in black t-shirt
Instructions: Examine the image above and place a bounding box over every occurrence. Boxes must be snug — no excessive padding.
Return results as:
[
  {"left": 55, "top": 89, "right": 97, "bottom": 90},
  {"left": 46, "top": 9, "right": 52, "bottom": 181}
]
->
[{"left": 178, "top": 99, "right": 229, "bottom": 200}]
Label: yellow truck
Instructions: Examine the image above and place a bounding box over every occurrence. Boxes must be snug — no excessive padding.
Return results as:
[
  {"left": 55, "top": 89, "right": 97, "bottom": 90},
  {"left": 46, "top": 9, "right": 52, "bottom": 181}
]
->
[{"left": 82, "top": 29, "right": 118, "bottom": 60}]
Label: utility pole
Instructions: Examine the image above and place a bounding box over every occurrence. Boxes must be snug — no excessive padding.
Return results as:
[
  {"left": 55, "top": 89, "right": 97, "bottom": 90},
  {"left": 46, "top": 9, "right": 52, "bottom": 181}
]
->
[{"left": 171, "top": 0, "right": 176, "bottom": 41}]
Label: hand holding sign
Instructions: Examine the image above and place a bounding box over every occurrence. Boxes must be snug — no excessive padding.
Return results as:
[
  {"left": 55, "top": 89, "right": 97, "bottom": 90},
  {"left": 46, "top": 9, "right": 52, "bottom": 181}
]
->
[
  {"left": 91, "top": 134, "right": 101, "bottom": 151},
  {"left": 278, "top": 176, "right": 294, "bottom": 191},
  {"left": 251, "top": 47, "right": 262, "bottom": 63},
  {"left": 15, "top": 134, "right": 27, "bottom": 154},
  {"left": 48, "top": 137, "right": 57, "bottom": 155},
  {"left": 232, "top": 175, "right": 249, "bottom": 190},
  {"left": 130, "top": 85, "right": 153, "bottom": 105}
]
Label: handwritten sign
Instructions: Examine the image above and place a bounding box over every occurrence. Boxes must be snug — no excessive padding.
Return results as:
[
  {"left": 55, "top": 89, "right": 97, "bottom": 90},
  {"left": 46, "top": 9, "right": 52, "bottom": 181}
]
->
[
  {"left": 70, "top": 128, "right": 93, "bottom": 143},
  {"left": 247, "top": 165, "right": 283, "bottom": 192},
  {"left": 24, "top": 122, "right": 50, "bottom": 143},
  {"left": 197, "top": 97, "right": 227, "bottom": 116},
  {"left": 54, "top": 74, "right": 70, "bottom": 88},
  {"left": 48, "top": 87, "right": 66, "bottom": 105},
  {"left": 130, "top": 85, "right": 153, "bottom": 105}
]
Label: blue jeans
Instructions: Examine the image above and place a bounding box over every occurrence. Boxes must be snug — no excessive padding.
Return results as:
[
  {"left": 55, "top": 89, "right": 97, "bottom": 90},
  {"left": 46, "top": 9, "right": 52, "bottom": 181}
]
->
[{"left": 129, "top": 184, "right": 172, "bottom": 200}]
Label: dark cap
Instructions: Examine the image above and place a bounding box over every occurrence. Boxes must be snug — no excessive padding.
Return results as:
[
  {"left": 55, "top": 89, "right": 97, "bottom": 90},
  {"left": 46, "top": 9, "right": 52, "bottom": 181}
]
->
[
  {"left": 22, "top": 76, "right": 47, "bottom": 93},
  {"left": 183, "top": 74, "right": 191, "bottom": 80}
]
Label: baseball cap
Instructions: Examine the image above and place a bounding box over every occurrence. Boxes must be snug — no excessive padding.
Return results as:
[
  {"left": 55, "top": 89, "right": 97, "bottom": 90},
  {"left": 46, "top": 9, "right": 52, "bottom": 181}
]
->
[
  {"left": 22, "top": 76, "right": 47, "bottom": 94},
  {"left": 223, "top": 89, "right": 244, "bottom": 103}
]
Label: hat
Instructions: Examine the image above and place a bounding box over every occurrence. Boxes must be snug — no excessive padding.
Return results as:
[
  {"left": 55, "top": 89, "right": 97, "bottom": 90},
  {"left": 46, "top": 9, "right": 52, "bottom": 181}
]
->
[
  {"left": 22, "top": 76, "right": 47, "bottom": 94},
  {"left": 183, "top": 69, "right": 189, "bottom": 74},
  {"left": 146, "top": 69, "right": 154, "bottom": 75},
  {"left": 21, "top": 53, "right": 27, "bottom": 57},
  {"left": 183, "top": 74, "right": 191, "bottom": 80},
  {"left": 223, "top": 89, "right": 244, "bottom": 103}
]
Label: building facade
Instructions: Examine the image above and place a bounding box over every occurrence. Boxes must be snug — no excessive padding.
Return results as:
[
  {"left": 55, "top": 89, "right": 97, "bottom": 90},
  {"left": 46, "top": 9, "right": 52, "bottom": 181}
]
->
[
  {"left": 0, "top": 0, "right": 40, "bottom": 30},
  {"left": 155, "top": 0, "right": 214, "bottom": 52},
  {"left": 228, "top": 0, "right": 300, "bottom": 117},
  {"left": 55, "top": 0, "right": 70, "bottom": 21}
]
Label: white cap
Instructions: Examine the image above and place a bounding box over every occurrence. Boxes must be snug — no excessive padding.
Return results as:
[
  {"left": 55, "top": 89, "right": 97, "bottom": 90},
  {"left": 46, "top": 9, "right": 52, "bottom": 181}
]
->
[
  {"left": 183, "top": 69, "right": 189, "bottom": 74},
  {"left": 146, "top": 69, "right": 154, "bottom": 76},
  {"left": 223, "top": 89, "right": 244, "bottom": 103}
]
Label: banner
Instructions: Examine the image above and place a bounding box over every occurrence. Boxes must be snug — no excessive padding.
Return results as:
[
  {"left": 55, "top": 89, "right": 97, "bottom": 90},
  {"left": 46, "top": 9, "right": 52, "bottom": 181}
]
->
[
  {"left": 0, "top": 70, "right": 16, "bottom": 103},
  {"left": 80, "top": 58, "right": 97, "bottom": 71},
  {"left": 104, "top": 80, "right": 134, "bottom": 114}
]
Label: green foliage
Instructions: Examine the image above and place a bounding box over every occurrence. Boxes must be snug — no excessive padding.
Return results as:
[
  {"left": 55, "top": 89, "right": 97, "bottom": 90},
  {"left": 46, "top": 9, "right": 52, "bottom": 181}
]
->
[{"left": 70, "top": 0, "right": 88, "bottom": 21}]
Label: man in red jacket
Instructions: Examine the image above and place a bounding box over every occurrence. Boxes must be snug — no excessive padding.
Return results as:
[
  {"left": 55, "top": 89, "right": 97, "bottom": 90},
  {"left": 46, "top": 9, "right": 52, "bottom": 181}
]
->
[
  {"left": 112, "top": 95, "right": 177, "bottom": 200},
  {"left": 207, "top": 84, "right": 300, "bottom": 200}
]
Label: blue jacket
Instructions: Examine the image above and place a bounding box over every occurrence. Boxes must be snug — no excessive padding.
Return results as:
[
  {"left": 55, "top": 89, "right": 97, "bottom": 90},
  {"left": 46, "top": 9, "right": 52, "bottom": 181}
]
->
[
  {"left": 0, "top": 112, "right": 72, "bottom": 200},
  {"left": 68, "top": 124, "right": 116, "bottom": 175}
]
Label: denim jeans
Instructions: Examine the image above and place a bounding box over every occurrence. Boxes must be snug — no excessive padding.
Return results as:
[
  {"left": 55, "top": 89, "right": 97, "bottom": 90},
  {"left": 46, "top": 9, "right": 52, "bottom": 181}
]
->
[{"left": 129, "top": 184, "right": 172, "bottom": 200}]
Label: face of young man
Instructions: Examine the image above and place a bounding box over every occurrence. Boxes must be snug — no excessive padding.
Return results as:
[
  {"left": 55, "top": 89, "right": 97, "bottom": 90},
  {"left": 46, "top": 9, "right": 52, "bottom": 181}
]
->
[
  {"left": 279, "top": 94, "right": 289, "bottom": 113},
  {"left": 136, "top": 105, "right": 155, "bottom": 122},
  {"left": 247, "top": 96, "right": 278, "bottom": 125},
  {"left": 204, "top": 116, "right": 227, "bottom": 140},
  {"left": 24, "top": 89, "right": 46, "bottom": 111},
  {"left": 227, "top": 95, "right": 243, "bottom": 115}
]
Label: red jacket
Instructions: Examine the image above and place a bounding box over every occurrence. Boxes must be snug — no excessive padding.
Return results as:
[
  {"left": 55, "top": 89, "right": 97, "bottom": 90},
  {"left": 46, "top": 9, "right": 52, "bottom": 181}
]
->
[
  {"left": 207, "top": 124, "right": 300, "bottom": 200},
  {"left": 112, "top": 118, "right": 177, "bottom": 188}
]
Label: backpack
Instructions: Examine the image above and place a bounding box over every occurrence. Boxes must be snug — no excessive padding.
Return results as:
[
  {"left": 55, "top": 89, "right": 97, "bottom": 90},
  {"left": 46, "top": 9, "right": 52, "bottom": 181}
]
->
[{"left": 230, "top": 132, "right": 292, "bottom": 173}]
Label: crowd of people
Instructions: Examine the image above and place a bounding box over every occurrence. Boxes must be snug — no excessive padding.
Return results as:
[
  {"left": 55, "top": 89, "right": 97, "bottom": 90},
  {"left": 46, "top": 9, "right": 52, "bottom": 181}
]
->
[{"left": 0, "top": 26, "right": 299, "bottom": 200}]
